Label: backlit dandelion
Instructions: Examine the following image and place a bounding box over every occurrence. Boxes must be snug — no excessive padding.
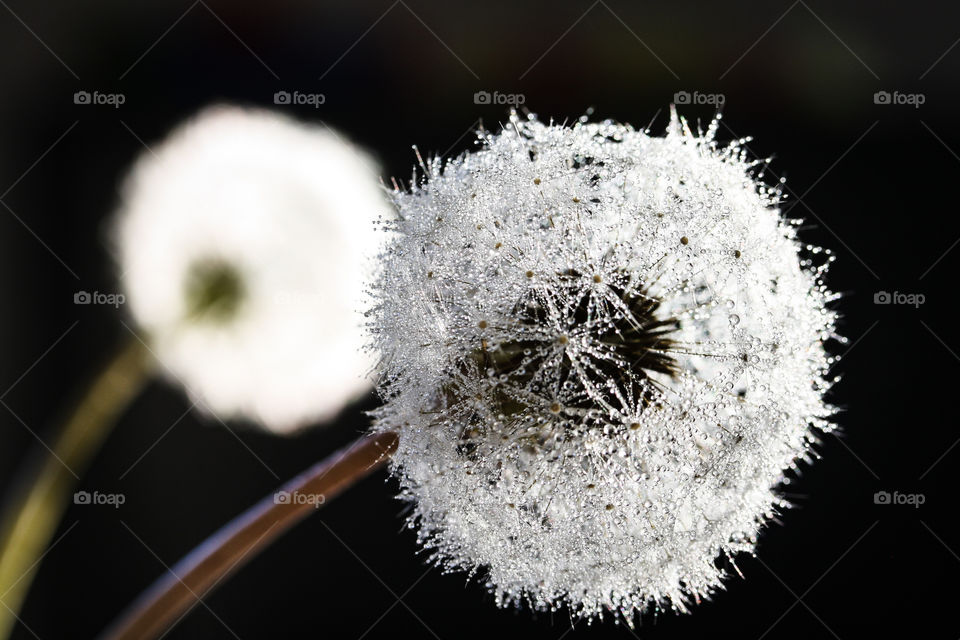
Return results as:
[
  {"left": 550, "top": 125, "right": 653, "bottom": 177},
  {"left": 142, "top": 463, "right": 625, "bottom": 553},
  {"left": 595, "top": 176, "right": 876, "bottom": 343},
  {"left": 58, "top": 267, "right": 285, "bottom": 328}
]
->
[
  {"left": 370, "top": 109, "right": 839, "bottom": 619},
  {"left": 116, "top": 106, "right": 387, "bottom": 433}
]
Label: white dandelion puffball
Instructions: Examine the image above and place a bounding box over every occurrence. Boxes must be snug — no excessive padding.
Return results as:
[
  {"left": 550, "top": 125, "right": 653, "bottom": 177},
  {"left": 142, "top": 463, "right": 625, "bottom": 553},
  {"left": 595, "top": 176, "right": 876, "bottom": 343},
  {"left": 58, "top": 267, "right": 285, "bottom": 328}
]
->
[
  {"left": 371, "top": 109, "right": 839, "bottom": 619},
  {"left": 116, "top": 105, "right": 387, "bottom": 434}
]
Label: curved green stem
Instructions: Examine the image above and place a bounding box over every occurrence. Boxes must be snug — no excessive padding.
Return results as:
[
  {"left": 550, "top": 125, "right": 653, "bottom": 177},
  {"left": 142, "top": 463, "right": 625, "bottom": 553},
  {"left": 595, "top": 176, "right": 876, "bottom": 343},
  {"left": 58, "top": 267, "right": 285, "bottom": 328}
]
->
[{"left": 0, "top": 338, "right": 151, "bottom": 639}]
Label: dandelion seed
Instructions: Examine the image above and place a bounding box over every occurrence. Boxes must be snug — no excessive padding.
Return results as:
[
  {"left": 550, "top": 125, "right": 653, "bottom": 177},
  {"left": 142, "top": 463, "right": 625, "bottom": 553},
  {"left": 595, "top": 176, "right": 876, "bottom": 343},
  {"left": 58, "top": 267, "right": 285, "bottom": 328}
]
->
[{"left": 370, "top": 109, "right": 838, "bottom": 620}]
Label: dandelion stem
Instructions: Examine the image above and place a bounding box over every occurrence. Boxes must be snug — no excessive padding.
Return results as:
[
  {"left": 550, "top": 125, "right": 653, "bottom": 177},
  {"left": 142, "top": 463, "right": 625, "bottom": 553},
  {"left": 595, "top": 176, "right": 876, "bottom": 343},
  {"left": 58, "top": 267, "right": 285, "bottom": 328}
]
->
[
  {"left": 100, "top": 430, "right": 398, "bottom": 640},
  {"left": 0, "top": 338, "right": 152, "bottom": 640}
]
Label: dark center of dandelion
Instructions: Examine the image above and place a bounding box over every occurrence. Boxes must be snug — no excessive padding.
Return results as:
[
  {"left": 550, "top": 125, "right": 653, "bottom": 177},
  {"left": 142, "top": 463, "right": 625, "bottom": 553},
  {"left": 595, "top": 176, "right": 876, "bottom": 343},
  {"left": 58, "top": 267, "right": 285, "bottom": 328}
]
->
[
  {"left": 454, "top": 270, "right": 680, "bottom": 437},
  {"left": 183, "top": 258, "right": 245, "bottom": 324}
]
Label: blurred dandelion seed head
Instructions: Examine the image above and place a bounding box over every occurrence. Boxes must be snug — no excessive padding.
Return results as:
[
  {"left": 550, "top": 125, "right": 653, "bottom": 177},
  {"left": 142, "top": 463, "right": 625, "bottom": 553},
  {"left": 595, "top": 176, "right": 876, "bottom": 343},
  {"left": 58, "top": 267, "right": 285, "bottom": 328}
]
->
[
  {"left": 116, "top": 105, "right": 388, "bottom": 433},
  {"left": 370, "top": 109, "right": 839, "bottom": 619}
]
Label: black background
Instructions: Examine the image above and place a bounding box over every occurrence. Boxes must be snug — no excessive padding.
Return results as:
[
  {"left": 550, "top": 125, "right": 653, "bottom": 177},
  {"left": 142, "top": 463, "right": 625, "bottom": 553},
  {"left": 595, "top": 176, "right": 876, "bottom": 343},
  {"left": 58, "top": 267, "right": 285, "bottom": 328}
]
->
[{"left": 0, "top": 1, "right": 955, "bottom": 638}]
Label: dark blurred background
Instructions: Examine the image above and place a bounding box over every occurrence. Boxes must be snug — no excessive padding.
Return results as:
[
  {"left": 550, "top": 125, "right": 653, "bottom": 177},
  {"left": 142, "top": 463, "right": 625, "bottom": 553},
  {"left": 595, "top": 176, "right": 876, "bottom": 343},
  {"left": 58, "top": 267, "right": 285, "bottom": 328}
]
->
[{"left": 0, "top": 0, "right": 955, "bottom": 637}]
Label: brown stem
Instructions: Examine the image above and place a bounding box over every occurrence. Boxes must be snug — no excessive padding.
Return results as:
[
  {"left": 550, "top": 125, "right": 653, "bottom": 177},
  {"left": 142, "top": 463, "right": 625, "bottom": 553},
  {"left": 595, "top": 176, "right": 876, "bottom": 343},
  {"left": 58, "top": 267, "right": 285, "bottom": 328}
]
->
[{"left": 99, "top": 431, "right": 398, "bottom": 640}]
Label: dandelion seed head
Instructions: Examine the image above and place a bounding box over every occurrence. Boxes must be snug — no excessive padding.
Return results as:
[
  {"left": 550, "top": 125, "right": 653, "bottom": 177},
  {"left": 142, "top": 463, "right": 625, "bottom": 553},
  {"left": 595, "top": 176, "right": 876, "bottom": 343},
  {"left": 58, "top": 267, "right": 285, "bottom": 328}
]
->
[
  {"left": 370, "top": 109, "right": 838, "bottom": 619},
  {"left": 117, "top": 105, "right": 387, "bottom": 433}
]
